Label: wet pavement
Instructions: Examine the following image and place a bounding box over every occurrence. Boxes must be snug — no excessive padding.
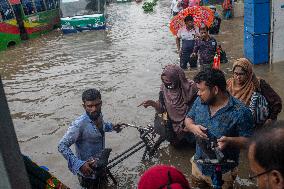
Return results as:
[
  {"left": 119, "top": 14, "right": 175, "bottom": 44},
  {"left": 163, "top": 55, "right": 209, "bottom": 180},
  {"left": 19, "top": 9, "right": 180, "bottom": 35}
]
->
[{"left": 0, "top": 0, "right": 283, "bottom": 188}]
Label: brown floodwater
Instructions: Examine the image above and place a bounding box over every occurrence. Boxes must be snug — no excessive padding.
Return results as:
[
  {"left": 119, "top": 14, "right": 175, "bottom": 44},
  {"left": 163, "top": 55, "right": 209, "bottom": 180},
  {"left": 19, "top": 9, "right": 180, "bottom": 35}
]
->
[{"left": 0, "top": 1, "right": 283, "bottom": 188}]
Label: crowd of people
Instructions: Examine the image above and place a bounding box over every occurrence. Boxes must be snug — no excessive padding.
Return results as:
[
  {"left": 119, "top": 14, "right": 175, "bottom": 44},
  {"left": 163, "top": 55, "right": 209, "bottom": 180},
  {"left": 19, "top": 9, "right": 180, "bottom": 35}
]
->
[
  {"left": 140, "top": 66, "right": 282, "bottom": 189},
  {"left": 57, "top": 65, "right": 282, "bottom": 189},
  {"left": 138, "top": 124, "right": 284, "bottom": 189},
  {"left": 175, "top": 14, "right": 220, "bottom": 70},
  {"left": 55, "top": 2, "right": 283, "bottom": 189},
  {"left": 171, "top": 0, "right": 226, "bottom": 70}
]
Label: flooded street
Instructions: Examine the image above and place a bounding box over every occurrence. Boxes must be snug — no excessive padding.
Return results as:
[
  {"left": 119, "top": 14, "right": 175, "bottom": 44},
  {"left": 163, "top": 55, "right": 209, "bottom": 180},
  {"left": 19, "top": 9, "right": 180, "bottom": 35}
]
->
[{"left": 0, "top": 0, "right": 283, "bottom": 188}]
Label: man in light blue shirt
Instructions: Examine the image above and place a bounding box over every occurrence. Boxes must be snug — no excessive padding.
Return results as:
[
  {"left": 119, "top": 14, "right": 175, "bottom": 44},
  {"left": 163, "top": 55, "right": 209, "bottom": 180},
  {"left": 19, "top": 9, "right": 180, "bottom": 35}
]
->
[{"left": 58, "top": 88, "right": 122, "bottom": 188}]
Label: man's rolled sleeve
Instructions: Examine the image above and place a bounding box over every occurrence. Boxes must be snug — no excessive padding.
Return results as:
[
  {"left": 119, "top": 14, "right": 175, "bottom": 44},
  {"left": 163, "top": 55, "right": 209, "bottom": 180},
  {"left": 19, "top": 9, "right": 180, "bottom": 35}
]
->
[
  {"left": 68, "top": 157, "right": 85, "bottom": 175},
  {"left": 58, "top": 122, "right": 85, "bottom": 175}
]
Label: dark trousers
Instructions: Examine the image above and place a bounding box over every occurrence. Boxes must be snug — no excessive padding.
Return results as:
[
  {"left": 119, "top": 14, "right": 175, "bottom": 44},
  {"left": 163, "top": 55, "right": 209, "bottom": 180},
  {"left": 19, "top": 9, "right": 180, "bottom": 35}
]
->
[
  {"left": 165, "top": 120, "right": 196, "bottom": 148},
  {"left": 78, "top": 175, "right": 107, "bottom": 189},
  {"left": 180, "top": 40, "right": 197, "bottom": 69}
]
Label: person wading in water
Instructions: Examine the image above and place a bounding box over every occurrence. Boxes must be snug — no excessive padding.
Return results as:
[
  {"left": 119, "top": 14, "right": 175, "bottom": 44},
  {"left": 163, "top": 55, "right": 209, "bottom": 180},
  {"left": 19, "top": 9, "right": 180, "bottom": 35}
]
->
[
  {"left": 176, "top": 15, "right": 199, "bottom": 70},
  {"left": 139, "top": 64, "right": 198, "bottom": 147}
]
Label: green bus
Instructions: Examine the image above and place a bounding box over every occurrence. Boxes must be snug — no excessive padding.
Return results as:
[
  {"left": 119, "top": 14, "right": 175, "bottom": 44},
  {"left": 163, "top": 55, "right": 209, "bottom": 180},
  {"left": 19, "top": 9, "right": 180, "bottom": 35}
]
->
[
  {"left": 60, "top": 0, "right": 106, "bottom": 34},
  {"left": 0, "top": 0, "right": 60, "bottom": 51}
]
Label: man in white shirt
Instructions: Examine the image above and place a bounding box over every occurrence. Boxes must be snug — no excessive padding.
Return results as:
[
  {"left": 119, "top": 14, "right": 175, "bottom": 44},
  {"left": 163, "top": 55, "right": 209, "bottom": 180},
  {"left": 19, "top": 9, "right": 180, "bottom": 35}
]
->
[{"left": 176, "top": 15, "right": 199, "bottom": 69}]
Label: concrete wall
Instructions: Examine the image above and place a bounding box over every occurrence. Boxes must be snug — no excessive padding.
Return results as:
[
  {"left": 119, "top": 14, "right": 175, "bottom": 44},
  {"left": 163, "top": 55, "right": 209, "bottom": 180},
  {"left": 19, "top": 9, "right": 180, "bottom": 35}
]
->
[{"left": 270, "top": 0, "right": 284, "bottom": 64}]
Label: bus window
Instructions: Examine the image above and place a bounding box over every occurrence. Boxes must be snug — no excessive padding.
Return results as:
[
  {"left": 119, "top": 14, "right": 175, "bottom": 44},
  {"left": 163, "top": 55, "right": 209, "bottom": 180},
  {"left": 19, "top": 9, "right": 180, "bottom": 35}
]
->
[
  {"left": 45, "top": 0, "right": 55, "bottom": 10},
  {"left": 34, "top": 0, "right": 46, "bottom": 12},
  {"left": 0, "top": 0, "right": 15, "bottom": 20},
  {"left": 21, "top": 0, "right": 35, "bottom": 15}
]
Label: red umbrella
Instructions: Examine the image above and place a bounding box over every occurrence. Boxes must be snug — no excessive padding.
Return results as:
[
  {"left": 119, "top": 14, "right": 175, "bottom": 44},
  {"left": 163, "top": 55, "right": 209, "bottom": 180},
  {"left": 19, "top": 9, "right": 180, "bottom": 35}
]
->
[{"left": 170, "top": 6, "right": 214, "bottom": 36}]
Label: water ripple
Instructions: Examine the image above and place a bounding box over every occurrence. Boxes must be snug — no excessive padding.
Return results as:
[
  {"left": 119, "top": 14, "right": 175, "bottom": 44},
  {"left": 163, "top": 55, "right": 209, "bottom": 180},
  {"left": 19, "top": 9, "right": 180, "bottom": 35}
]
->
[{"left": 1, "top": 1, "right": 281, "bottom": 188}]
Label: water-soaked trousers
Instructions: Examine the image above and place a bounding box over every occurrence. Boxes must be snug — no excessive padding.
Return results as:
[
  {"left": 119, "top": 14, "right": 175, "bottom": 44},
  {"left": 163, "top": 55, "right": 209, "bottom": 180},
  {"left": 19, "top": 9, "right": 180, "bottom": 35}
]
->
[{"left": 180, "top": 39, "right": 197, "bottom": 69}]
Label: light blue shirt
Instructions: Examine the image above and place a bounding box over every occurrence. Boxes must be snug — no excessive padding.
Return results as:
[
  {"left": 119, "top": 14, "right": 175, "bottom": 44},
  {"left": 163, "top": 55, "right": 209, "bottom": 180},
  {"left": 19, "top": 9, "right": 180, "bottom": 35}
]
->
[{"left": 58, "top": 113, "right": 113, "bottom": 177}]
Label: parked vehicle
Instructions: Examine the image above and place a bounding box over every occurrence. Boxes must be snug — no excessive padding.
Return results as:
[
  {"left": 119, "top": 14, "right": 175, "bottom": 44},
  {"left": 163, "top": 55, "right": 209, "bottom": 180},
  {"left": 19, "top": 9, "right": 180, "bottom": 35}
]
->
[
  {"left": 60, "top": 0, "right": 106, "bottom": 34},
  {"left": 0, "top": 0, "right": 60, "bottom": 51}
]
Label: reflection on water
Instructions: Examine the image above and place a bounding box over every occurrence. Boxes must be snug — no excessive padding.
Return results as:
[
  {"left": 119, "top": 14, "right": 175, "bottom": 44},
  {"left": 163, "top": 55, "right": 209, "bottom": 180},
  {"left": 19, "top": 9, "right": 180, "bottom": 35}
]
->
[{"left": 0, "top": 1, "right": 283, "bottom": 188}]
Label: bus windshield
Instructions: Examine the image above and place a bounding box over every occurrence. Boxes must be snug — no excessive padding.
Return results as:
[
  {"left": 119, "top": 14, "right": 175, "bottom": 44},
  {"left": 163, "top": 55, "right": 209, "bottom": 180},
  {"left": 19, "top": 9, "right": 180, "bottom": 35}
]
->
[{"left": 61, "top": 0, "right": 105, "bottom": 17}]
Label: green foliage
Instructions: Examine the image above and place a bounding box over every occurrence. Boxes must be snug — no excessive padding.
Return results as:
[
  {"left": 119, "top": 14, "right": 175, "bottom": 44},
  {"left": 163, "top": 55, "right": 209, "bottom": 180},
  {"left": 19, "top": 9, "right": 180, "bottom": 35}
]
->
[{"left": 142, "top": 0, "right": 158, "bottom": 12}]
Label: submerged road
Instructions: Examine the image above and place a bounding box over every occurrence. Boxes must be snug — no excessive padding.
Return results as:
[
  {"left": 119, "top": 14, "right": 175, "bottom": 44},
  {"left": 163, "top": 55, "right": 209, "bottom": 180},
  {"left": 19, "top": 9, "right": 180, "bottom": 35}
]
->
[{"left": 0, "top": 1, "right": 283, "bottom": 188}]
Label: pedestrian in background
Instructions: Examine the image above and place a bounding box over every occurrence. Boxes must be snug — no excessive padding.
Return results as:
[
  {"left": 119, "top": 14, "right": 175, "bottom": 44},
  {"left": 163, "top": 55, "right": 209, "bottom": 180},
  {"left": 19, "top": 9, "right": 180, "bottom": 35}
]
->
[
  {"left": 191, "top": 24, "right": 217, "bottom": 71},
  {"left": 171, "top": 0, "right": 183, "bottom": 16},
  {"left": 176, "top": 15, "right": 199, "bottom": 69}
]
